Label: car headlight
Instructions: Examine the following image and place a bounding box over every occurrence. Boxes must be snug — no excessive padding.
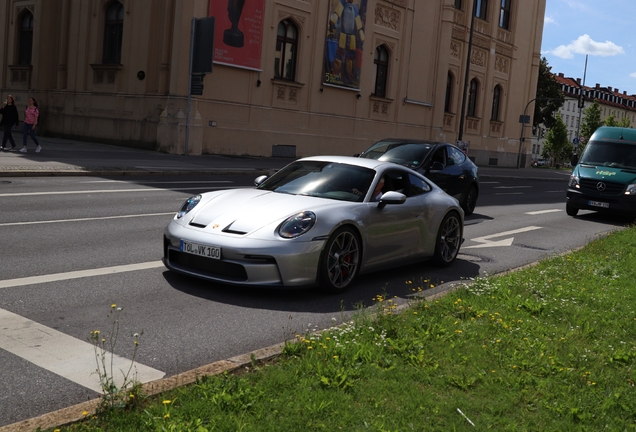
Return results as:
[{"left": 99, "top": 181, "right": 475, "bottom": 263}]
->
[
  {"left": 176, "top": 194, "right": 202, "bottom": 219},
  {"left": 625, "top": 184, "right": 636, "bottom": 195},
  {"left": 278, "top": 211, "right": 316, "bottom": 239},
  {"left": 568, "top": 174, "right": 580, "bottom": 189}
]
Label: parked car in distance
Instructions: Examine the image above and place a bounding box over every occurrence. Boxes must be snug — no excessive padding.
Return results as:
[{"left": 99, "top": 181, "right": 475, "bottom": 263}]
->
[
  {"left": 357, "top": 139, "right": 479, "bottom": 215},
  {"left": 163, "top": 156, "right": 464, "bottom": 293}
]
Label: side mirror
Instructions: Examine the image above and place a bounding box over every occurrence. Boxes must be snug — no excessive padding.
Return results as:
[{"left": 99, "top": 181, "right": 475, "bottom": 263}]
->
[
  {"left": 430, "top": 161, "right": 444, "bottom": 171},
  {"left": 570, "top": 154, "right": 579, "bottom": 167},
  {"left": 378, "top": 191, "right": 406, "bottom": 207},
  {"left": 353, "top": 153, "right": 361, "bottom": 157},
  {"left": 254, "top": 175, "right": 268, "bottom": 186}
]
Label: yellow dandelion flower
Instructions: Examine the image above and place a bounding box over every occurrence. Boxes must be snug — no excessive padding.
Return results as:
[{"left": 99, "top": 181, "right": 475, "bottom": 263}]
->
[
  {"left": 333, "top": 356, "right": 338, "bottom": 359},
  {"left": 163, "top": 400, "right": 171, "bottom": 405},
  {"left": 496, "top": 339, "right": 501, "bottom": 343},
  {"left": 111, "top": 304, "right": 117, "bottom": 308},
  {"left": 307, "top": 346, "right": 313, "bottom": 350},
  {"left": 164, "top": 413, "right": 170, "bottom": 419},
  {"left": 82, "top": 411, "right": 89, "bottom": 416},
  {"left": 129, "top": 393, "right": 135, "bottom": 398}
]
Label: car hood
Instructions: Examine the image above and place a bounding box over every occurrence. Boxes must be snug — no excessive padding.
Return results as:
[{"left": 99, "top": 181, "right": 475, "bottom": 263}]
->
[
  {"left": 188, "top": 188, "right": 350, "bottom": 234},
  {"left": 576, "top": 164, "right": 636, "bottom": 184}
]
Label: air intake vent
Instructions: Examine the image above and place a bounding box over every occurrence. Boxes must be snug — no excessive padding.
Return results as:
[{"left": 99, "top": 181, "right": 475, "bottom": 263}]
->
[{"left": 189, "top": 222, "right": 207, "bottom": 228}]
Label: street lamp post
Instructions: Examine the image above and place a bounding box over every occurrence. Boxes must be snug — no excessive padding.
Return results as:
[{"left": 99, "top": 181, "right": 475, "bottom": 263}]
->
[{"left": 516, "top": 97, "right": 563, "bottom": 169}]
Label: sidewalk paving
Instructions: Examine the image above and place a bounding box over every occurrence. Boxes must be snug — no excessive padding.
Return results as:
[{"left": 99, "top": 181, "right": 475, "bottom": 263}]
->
[{"left": 0, "top": 133, "right": 571, "bottom": 181}]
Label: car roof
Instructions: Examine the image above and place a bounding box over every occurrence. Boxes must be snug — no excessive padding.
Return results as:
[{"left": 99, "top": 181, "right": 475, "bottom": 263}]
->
[
  {"left": 591, "top": 126, "right": 636, "bottom": 144},
  {"left": 297, "top": 155, "right": 412, "bottom": 172}
]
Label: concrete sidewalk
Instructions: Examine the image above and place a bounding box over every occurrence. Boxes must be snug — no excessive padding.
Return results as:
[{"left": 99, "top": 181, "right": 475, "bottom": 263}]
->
[{"left": 0, "top": 133, "right": 571, "bottom": 181}]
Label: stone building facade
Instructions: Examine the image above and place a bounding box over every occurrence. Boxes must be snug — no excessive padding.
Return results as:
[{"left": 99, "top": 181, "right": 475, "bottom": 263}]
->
[{"left": 0, "top": 0, "right": 546, "bottom": 167}]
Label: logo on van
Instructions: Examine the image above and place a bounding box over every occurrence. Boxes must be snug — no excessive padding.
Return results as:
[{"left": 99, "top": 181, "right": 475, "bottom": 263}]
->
[
  {"left": 596, "top": 170, "right": 616, "bottom": 176},
  {"left": 596, "top": 182, "right": 606, "bottom": 191}
]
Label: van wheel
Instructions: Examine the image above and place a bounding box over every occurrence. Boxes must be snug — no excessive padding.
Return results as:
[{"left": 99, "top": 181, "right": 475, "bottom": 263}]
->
[{"left": 566, "top": 203, "right": 579, "bottom": 216}]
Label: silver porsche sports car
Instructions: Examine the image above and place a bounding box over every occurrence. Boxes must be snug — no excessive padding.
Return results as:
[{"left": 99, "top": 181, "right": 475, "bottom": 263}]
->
[{"left": 163, "top": 156, "right": 464, "bottom": 293}]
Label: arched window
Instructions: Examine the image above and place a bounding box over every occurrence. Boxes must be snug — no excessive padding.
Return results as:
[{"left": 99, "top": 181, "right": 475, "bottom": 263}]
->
[
  {"left": 444, "top": 72, "right": 453, "bottom": 113},
  {"left": 467, "top": 78, "right": 478, "bottom": 117},
  {"left": 499, "top": 0, "right": 511, "bottom": 29},
  {"left": 103, "top": 1, "right": 124, "bottom": 64},
  {"left": 373, "top": 45, "right": 389, "bottom": 98},
  {"left": 491, "top": 85, "right": 502, "bottom": 120},
  {"left": 474, "top": 0, "right": 488, "bottom": 20},
  {"left": 275, "top": 19, "right": 298, "bottom": 81},
  {"left": 18, "top": 11, "right": 34, "bottom": 65}
]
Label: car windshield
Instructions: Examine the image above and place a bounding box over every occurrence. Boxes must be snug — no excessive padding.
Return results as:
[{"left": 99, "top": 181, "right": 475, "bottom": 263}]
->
[
  {"left": 359, "top": 141, "right": 433, "bottom": 168},
  {"left": 257, "top": 161, "right": 376, "bottom": 202},
  {"left": 579, "top": 140, "right": 636, "bottom": 170}
]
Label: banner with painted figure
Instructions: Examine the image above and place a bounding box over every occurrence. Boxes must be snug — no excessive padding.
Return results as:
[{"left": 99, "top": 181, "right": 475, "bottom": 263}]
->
[
  {"left": 209, "top": 0, "right": 265, "bottom": 70},
  {"left": 323, "top": 0, "right": 367, "bottom": 89}
]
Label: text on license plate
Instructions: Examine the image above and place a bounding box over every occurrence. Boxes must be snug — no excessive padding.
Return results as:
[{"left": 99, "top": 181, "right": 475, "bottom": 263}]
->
[
  {"left": 180, "top": 240, "right": 221, "bottom": 259},
  {"left": 588, "top": 200, "right": 609, "bottom": 208}
]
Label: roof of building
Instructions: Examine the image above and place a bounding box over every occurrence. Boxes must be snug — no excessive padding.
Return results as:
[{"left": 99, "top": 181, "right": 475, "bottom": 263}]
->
[{"left": 554, "top": 73, "right": 636, "bottom": 113}]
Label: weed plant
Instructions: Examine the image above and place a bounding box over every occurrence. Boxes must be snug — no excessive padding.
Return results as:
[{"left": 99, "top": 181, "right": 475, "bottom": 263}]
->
[{"left": 53, "top": 226, "right": 636, "bottom": 431}]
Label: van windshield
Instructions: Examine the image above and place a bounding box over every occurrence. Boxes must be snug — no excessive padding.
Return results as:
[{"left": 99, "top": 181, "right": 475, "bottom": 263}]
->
[{"left": 579, "top": 140, "right": 636, "bottom": 169}]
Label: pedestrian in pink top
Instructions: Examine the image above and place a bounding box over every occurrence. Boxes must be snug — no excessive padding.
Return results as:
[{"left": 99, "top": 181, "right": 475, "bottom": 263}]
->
[{"left": 20, "top": 97, "right": 40, "bottom": 153}]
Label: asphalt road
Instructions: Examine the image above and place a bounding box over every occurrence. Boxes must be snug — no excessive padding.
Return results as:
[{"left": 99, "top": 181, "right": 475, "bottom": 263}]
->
[{"left": 0, "top": 173, "right": 631, "bottom": 429}]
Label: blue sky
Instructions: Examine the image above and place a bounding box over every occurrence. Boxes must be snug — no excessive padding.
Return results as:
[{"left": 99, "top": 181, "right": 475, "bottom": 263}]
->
[{"left": 541, "top": 0, "right": 636, "bottom": 95}]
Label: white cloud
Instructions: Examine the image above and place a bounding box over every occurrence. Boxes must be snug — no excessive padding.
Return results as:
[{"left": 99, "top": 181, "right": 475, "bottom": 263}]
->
[
  {"left": 547, "top": 34, "right": 624, "bottom": 59},
  {"left": 631, "top": 72, "right": 636, "bottom": 79},
  {"left": 544, "top": 16, "right": 556, "bottom": 25}
]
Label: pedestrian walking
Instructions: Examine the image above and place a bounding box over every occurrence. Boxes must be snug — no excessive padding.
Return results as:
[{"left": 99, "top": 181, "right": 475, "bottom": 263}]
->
[
  {"left": 20, "top": 97, "right": 40, "bottom": 153},
  {"left": 0, "top": 95, "right": 19, "bottom": 151}
]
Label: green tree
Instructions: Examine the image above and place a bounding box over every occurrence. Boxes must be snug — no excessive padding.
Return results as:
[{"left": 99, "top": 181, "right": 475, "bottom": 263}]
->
[
  {"left": 534, "top": 57, "right": 565, "bottom": 129},
  {"left": 604, "top": 114, "right": 631, "bottom": 128},
  {"left": 579, "top": 99, "right": 603, "bottom": 152},
  {"left": 543, "top": 115, "right": 572, "bottom": 166}
]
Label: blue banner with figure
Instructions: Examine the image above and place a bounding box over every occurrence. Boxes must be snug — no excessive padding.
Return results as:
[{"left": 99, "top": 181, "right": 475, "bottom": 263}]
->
[{"left": 323, "top": 0, "right": 367, "bottom": 90}]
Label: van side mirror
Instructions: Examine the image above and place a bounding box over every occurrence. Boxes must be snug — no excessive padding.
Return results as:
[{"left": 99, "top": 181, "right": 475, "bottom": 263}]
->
[
  {"left": 570, "top": 153, "right": 579, "bottom": 167},
  {"left": 430, "top": 161, "right": 444, "bottom": 171}
]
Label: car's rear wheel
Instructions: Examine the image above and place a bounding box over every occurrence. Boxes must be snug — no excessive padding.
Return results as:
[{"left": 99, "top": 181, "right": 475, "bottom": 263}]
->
[
  {"left": 461, "top": 184, "right": 478, "bottom": 215},
  {"left": 566, "top": 203, "right": 579, "bottom": 216},
  {"left": 433, "top": 211, "right": 462, "bottom": 266},
  {"left": 319, "top": 226, "right": 361, "bottom": 293}
]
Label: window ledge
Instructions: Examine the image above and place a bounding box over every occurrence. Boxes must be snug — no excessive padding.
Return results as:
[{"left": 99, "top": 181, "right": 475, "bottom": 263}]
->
[
  {"left": 90, "top": 63, "right": 123, "bottom": 71},
  {"left": 370, "top": 95, "right": 394, "bottom": 103},
  {"left": 90, "top": 64, "right": 122, "bottom": 84},
  {"left": 271, "top": 78, "right": 304, "bottom": 88}
]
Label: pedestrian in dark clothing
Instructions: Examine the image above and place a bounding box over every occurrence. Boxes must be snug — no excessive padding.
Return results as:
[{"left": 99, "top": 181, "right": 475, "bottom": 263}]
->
[{"left": 0, "top": 95, "right": 19, "bottom": 151}]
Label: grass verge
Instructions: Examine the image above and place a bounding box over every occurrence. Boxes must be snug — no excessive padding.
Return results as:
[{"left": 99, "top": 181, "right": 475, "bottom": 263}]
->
[{"left": 51, "top": 225, "right": 636, "bottom": 431}]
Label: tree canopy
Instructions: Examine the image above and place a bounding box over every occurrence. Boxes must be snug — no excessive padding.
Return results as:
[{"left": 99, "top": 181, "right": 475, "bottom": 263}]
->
[
  {"left": 579, "top": 99, "right": 603, "bottom": 152},
  {"left": 533, "top": 57, "right": 564, "bottom": 129},
  {"left": 543, "top": 114, "right": 573, "bottom": 166}
]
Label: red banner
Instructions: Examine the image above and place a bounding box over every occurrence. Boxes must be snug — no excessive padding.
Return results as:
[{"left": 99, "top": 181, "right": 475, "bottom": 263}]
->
[{"left": 209, "top": 0, "right": 264, "bottom": 70}]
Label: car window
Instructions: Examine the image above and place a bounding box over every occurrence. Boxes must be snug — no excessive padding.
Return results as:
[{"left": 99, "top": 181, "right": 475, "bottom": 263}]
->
[
  {"left": 430, "top": 147, "right": 446, "bottom": 167},
  {"left": 360, "top": 142, "right": 433, "bottom": 169},
  {"left": 580, "top": 140, "right": 636, "bottom": 169},
  {"left": 257, "top": 161, "right": 376, "bottom": 202},
  {"left": 448, "top": 146, "right": 466, "bottom": 166},
  {"left": 407, "top": 173, "right": 431, "bottom": 197}
]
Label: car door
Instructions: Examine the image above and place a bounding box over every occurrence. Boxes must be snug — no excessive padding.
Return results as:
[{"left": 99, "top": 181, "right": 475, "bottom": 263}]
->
[
  {"left": 360, "top": 169, "right": 432, "bottom": 267},
  {"left": 424, "top": 145, "right": 465, "bottom": 200}
]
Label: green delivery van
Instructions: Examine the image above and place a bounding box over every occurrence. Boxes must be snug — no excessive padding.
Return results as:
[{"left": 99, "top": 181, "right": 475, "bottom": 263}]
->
[{"left": 566, "top": 126, "right": 636, "bottom": 216}]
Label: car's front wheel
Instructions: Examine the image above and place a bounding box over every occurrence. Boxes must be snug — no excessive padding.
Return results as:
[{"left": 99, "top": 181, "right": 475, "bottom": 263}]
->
[
  {"left": 433, "top": 212, "right": 462, "bottom": 266},
  {"left": 319, "top": 226, "right": 361, "bottom": 293}
]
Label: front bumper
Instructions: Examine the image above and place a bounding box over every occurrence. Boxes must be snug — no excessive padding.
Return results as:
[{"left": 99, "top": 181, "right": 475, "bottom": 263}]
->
[
  {"left": 566, "top": 189, "right": 636, "bottom": 215},
  {"left": 163, "top": 223, "right": 326, "bottom": 287}
]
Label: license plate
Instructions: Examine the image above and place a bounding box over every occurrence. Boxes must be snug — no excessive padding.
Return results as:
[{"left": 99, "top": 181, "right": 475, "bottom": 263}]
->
[
  {"left": 180, "top": 240, "right": 221, "bottom": 259},
  {"left": 588, "top": 200, "right": 609, "bottom": 208}
]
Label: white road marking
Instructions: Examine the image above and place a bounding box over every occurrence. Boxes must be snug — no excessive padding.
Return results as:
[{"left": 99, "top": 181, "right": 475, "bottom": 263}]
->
[
  {"left": 0, "top": 308, "right": 165, "bottom": 393},
  {"left": 83, "top": 180, "right": 233, "bottom": 184},
  {"left": 545, "top": 190, "right": 566, "bottom": 193},
  {"left": 495, "top": 192, "right": 524, "bottom": 195},
  {"left": 0, "top": 212, "right": 175, "bottom": 227},
  {"left": 480, "top": 181, "right": 500, "bottom": 184},
  {"left": 463, "top": 226, "right": 542, "bottom": 249},
  {"left": 525, "top": 209, "right": 563, "bottom": 215},
  {"left": 493, "top": 186, "right": 532, "bottom": 189},
  {"left": 0, "top": 186, "right": 249, "bottom": 197},
  {"left": 0, "top": 261, "right": 164, "bottom": 289}
]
